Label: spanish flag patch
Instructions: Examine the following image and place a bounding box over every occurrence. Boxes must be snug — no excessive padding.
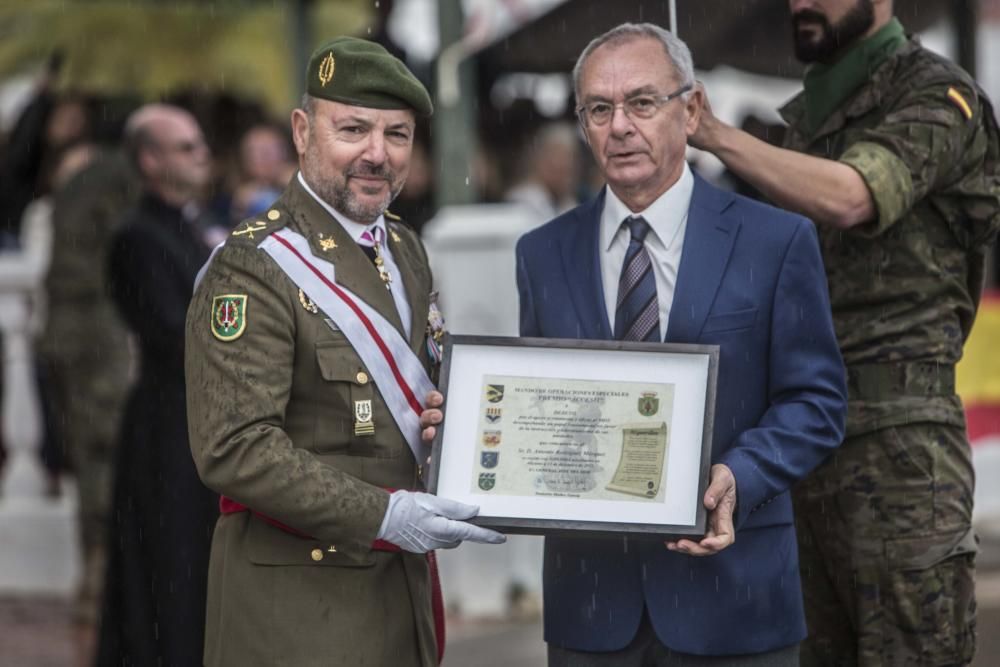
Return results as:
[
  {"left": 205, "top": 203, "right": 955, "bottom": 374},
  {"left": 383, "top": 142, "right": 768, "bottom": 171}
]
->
[{"left": 947, "top": 86, "right": 974, "bottom": 121}]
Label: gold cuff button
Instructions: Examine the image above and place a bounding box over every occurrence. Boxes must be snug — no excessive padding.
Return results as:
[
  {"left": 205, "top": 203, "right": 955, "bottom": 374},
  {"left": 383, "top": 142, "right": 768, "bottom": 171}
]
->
[
  {"left": 356, "top": 371, "right": 369, "bottom": 385},
  {"left": 310, "top": 548, "right": 324, "bottom": 562}
]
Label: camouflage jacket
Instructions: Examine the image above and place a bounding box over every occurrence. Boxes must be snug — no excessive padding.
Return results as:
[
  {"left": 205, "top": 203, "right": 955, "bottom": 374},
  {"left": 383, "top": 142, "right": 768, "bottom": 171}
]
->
[{"left": 781, "top": 38, "right": 1000, "bottom": 434}]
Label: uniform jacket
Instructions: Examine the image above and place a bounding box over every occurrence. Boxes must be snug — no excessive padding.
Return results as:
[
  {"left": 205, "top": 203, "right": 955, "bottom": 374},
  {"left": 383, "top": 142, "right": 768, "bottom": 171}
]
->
[
  {"left": 186, "top": 176, "right": 437, "bottom": 667},
  {"left": 782, "top": 37, "right": 1000, "bottom": 435},
  {"left": 515, "top": 174, "right": 847, "bottom": 655}
]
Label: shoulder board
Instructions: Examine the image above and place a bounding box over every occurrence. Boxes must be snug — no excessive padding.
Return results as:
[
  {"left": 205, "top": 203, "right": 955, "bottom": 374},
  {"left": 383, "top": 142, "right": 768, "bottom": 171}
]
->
[
  {"left": 384, "top": 209, "right": 402, "bottom": 221},
  {"left": 228, "top": 207, "right": 289, "bottom": 245}
]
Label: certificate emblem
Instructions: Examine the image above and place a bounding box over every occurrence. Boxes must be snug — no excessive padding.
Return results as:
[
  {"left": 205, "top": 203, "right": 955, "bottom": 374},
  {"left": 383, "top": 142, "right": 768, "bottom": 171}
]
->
[
  {"left": 478, "top": 473, "right": 496, "bottom": 491},
  {"left": 485, "top": 384, "right": 505, "bottom": 403},
  {"left": 638, "top": 392, "right": 659, "bottom": 417},
  {"left": 482, "top": 430, "right": 501, "bottom": 447},
  {"left": 485, "top": 407, "right": 502, "bottom": 423},
  {"left": 480, "top": 451, "right": 499, "bottom": 469}
]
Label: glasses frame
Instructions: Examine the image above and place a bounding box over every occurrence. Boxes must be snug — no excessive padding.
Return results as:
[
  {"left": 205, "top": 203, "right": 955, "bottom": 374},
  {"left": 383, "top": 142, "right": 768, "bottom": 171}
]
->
[{"left": 576, "top": 83, "right": 694, "bottom": 127}]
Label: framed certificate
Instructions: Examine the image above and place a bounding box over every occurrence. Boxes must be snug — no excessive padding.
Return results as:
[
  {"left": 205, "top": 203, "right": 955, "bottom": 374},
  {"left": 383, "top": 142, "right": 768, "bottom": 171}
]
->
[{"left": 427, "top": 335, "right": 719, "bottom": 538}]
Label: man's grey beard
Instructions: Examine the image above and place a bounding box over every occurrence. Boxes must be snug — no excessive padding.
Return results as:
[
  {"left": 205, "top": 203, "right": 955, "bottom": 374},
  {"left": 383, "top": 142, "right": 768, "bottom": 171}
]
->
[{"left": 307, "top": 176, "right": 401, "bottom": 224}]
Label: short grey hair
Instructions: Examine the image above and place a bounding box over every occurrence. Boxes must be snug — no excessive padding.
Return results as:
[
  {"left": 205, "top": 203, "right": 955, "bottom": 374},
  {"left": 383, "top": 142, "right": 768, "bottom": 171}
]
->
[{"left": 572, "top": 23, "right": 694, "bottom": 103}]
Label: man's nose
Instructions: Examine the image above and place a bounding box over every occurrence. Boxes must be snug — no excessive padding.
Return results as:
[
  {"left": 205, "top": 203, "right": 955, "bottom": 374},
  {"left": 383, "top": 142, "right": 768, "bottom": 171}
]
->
[
  {"left": 608, "top": 104, "right": 635, "bottom": 137},
  {"left": 361, "top": 132, "right": 387, "bottom": 163},
  {"left": 789, "top": 0, "right": 813, "bottom": 13}
]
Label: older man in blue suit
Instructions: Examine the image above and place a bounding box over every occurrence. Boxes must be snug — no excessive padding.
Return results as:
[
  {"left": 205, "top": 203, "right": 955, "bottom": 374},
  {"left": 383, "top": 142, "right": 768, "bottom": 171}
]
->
[{"left": 515, "top": 23, "right": 847, "bottom": 665}]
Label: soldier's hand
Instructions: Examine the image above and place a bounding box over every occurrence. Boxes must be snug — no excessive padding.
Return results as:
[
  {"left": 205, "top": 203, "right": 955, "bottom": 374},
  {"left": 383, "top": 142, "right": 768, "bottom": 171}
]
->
[
  {"left": 377, "top": 490, "right": 506, "bottom": 553},
  {"left": 665, "top": 464, "right": 737, "bottom": 556},
  {"left": 420, "top": 390, "right": 444, "bottom": 443}
]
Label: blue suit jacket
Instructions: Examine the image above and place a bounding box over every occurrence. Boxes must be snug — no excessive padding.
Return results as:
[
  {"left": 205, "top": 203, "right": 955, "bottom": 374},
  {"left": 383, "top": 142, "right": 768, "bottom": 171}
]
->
[{"left": 515, "top": 174, "right": 847, "bottom": 656}]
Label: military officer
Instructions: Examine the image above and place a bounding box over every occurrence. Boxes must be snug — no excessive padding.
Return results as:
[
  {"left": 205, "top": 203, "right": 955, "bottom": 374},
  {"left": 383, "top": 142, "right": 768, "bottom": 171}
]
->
[
  {"left": 185, "top": 37, "right": 504, "bottom": 667},
  {"left": 691, "top": 1, "right": 1000, "bottom": 664}
]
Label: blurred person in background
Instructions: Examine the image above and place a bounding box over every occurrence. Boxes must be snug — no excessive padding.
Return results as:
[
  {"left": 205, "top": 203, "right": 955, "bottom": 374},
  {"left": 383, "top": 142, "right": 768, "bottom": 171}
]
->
[
  {"left": 228, "top": 121, "right": 297, "bottom": 224},
  {"left": 505, "top": 121, "right": 580, "bottom": 220},
  {"left": 96, "top": 103, "right": 219, "bottom": 667},
  {"left": 37, "top": 138, "right": 137, "bottom": 630},
  {"left": 692, "top": 0, "right": 1000, "bottom": 663}
]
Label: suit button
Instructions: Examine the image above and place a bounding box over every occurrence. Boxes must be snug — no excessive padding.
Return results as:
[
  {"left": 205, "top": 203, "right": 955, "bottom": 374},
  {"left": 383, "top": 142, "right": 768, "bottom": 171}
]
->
[
  {"left": 311, "top": 548, "right": 324, "bottom": 562},
  {"left": 356, "top": 371, "right": 369, "bottom": 385}
]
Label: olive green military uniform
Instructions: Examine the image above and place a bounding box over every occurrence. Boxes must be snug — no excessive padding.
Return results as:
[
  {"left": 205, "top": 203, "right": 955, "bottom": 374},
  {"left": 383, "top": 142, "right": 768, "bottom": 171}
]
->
[
  {"left": 185, "top": 176, "right": 437, "bottom": 667},
  {"left": 38, "top": 152, "right": 135, "bottom": 619},
  {"left": 782, "top": 33, "right": 1000, "bottom": 665}
]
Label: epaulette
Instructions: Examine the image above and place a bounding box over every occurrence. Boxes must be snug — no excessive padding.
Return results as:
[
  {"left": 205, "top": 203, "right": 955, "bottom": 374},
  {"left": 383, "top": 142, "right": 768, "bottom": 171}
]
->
[
  {"left": 228, "top": 207, "right": 289, "bottom": 245},
  {"left": 384, "top": 209, "right": 402, "bottom": 221}
]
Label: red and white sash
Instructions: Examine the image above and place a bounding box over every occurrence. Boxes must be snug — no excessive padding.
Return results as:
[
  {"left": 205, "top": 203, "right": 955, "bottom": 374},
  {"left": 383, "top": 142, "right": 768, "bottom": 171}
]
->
[{"left": 259, "top": 229, "right": 435, "bottom": 463}]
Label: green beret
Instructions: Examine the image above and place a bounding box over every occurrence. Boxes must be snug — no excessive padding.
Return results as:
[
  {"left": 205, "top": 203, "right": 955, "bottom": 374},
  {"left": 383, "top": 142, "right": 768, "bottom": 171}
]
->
[{"left": 306, "top": 36, "right": 433, "bottom": 116}]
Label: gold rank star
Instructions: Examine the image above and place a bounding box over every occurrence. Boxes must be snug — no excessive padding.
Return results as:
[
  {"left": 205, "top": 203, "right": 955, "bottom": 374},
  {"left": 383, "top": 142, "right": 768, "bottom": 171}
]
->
[{"left": 318, "top": 234, "right": 338, "bottom": 251}]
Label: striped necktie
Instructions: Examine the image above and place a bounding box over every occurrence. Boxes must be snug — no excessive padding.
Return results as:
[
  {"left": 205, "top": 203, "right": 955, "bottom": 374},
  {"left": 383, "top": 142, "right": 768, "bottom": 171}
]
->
[{"left": 614, "top": 216, "right": 661, "bottom": 342}]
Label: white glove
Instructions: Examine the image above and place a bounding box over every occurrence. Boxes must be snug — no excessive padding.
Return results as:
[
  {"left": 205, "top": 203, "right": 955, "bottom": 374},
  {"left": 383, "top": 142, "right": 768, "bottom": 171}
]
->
[{"left": 377, "top": 490, "right": 507, "bottom": 553}]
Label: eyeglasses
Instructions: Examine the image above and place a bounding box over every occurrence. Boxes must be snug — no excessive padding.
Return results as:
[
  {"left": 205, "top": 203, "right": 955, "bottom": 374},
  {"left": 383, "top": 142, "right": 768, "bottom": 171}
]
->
[
  {"left": 155, "top": 139, "right": 207, "bottom": 155},
  {"left": 576, "top": 83, "right": 693, "bottom": 127}
]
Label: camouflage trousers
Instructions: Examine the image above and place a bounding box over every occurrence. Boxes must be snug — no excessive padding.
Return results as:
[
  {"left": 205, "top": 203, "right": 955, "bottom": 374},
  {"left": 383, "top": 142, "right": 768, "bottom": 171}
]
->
[{"left": 794, "top": 422, "right": 977, "bottom": 666}]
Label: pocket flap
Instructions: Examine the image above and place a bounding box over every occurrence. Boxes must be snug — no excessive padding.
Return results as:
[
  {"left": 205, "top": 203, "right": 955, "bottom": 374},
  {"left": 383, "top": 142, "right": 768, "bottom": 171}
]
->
[
  {"left": 315, "top": 342, "right": 365, "bottom": 383},
  {"left": 702, "top": 307, "right": 758, "bottom": 333},
  {"left": 886, "top": 526, "right": 978, "bottom": 571}
]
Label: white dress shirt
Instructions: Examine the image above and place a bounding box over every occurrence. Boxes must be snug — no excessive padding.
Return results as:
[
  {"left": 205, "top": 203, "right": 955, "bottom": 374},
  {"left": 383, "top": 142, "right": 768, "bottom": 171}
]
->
[
  {"left": 599, "top": 163, "right": 694, "bottom": 338},
  {"left": 298, "top": 173, "right": 413, "bottom": 339}
]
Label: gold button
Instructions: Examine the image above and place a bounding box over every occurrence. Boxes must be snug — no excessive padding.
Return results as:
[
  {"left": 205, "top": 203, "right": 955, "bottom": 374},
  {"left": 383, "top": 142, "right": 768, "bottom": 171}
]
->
[
  {"left": 327, "top": 545, "right": 338, "bottom": 553},
  {"left": 267, "top": 209, "right": 281, "bottom": 221},
  {"left": 310, "top": 548, "right": 324, "bottom": 562},
  {"left": 356, "top": 371, "right": 369, "bottom": 384}
]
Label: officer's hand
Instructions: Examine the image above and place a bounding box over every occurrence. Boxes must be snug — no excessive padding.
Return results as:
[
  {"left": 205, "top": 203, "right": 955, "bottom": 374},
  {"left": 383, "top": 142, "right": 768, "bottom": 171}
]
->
[
  {"left": 420, "top": 390, "right": 444, "bottom": 443},
  {"left": 665, "top": 464, "right": 736, "bottom": 556},
  {"left": 377, "top": 490, "right": 507, "bottom": 553},
  {"left": 688, "top": 81, "right": 723, "bottom": 152}
]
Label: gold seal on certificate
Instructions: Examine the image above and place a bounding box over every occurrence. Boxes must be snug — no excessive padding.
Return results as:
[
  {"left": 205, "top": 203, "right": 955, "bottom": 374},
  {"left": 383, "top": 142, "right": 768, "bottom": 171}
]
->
[{"left": 471, "top": 374, "right": 674, "bottom": 502}]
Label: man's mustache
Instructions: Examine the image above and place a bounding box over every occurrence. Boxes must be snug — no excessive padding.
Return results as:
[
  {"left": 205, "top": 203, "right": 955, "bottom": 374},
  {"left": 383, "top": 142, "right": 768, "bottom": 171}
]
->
[
  {"left": 347, "top": 164, "right": 392, "bottom": 180},
  {"left": 792, "top": 9, "right": 831, "bottom": 30}
]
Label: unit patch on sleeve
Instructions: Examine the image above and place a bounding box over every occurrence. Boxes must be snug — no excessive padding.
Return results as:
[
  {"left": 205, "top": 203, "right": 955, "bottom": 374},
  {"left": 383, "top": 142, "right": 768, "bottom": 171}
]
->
[{"left": 211, "top": 294, "right": 248, "bottom": 342}]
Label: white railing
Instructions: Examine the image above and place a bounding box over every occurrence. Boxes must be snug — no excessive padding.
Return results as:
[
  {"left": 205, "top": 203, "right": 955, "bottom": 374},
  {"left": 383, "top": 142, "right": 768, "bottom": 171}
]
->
[{"left": 0, "top": 202, "right": 79, "bottom": 594}]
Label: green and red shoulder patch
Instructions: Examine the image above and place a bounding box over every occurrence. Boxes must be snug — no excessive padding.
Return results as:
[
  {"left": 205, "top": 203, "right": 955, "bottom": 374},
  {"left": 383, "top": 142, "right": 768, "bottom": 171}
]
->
[{"left": 211, "top": 294, "right": 248, "bottom": 341}]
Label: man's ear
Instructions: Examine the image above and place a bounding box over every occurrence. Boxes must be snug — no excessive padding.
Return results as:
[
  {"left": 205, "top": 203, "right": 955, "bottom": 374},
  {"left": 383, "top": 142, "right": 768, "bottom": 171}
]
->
[
  {"left": 684, "top": 83, "right": 706, "bottom": 137},
  {"left": 291, "top": 108, "right": 310, "bottom": 157}
]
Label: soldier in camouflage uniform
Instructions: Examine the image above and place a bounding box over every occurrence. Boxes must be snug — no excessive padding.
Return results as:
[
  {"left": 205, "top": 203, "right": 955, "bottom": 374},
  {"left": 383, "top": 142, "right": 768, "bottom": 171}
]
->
[
  {"left": 38, "top": 151, "right": 136, "bottom": 621},
  {"left": 691, "top": 0, "right": 1000, "bottom": 664}
]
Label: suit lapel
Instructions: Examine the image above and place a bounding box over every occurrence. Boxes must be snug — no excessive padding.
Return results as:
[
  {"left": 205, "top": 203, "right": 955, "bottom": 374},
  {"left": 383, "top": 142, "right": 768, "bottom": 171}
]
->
[
  {"left": 667, "top": 175, "right": 739, "bottom": 343},
  {"left": 386, "top": 224, "right": 430, "bottom": 352},
  {"left": 282, "top": 179, "right": 404, "bottom": 334},
  {"left": 559, "top": 190, "right": 612, "bottom": 340}
]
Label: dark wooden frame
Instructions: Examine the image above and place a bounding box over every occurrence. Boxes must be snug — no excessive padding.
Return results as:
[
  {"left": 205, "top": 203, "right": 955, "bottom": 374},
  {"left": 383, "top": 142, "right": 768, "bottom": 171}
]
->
[{"left": 427, "top": 334, "right": 719, "bottom": 539}]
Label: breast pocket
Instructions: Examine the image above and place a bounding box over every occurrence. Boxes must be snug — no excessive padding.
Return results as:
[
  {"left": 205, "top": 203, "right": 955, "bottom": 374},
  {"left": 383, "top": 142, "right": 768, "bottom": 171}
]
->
[
  {"left": 702, "top": 307, "right": 758, "bottom": 334},
  {"left": 314, "top": 341, "right": 377, "bottom": 453}
]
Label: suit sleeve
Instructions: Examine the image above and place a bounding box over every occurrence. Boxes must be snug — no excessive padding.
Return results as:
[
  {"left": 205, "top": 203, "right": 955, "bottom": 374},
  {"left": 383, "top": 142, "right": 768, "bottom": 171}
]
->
[
  {"left": 185, "top": 242, "right": 388, "bottom": 558},
  {"left": 719, "top": 219, "right": 847, "bottom": 530},
  {"left": 516, "top": 237, "right": 540, "bottom": 337}
]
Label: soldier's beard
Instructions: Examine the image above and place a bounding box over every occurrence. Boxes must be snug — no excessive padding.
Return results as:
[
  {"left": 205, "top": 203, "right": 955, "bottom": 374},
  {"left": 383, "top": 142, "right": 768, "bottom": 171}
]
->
[
  {"left": 302, "top": 147, "right": 403, "bottom": 224},
  {"left": 792, "top": 0, "right": 875, "bottom": 64}
]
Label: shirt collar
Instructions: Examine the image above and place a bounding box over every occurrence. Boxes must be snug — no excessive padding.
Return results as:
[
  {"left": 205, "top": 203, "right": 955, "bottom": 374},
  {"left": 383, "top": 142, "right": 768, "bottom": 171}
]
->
[
  {"left": 601, "top": 161, "right": 694, "bottom": 252},
  {"left": 297, "top": 171, "right": 386, "bottom": 242}
]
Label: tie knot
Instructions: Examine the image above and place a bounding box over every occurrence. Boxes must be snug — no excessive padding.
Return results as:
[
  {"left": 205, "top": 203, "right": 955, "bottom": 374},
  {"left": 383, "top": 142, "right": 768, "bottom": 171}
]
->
[{"left": 625, "top": 216, "right": 651, "bottom": 243}]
